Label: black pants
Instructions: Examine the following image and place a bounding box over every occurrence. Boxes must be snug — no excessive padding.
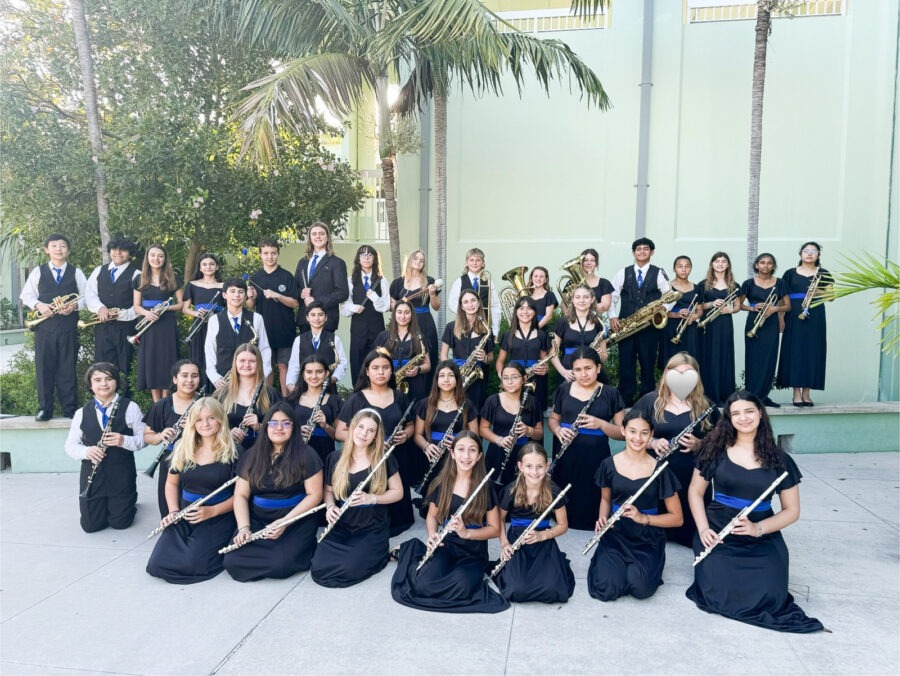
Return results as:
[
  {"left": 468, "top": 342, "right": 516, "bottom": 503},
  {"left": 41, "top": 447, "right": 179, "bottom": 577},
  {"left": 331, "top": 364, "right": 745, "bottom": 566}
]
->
[
  {"left": 79, "top": 463, "right": 138, "bottom": 533},
  {"left": 616, "top": 328, "right": 660, "bottom": 404},
  {"left": 35, "top": 327, "right": 78, "bottom": 415},
  {"left": 94, "top": 321, "right": 135, "bottom": 392}
]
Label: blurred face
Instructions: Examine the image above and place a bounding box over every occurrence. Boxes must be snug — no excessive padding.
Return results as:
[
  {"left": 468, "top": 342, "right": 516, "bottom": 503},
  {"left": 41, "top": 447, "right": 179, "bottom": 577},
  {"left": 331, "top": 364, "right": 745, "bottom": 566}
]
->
[
  {"left": 755, "top": 256, "right": 775, "bottom": 276},
  {"left": 410, "top": 252, "right": 425, "bottom": 272},
  {"left": 674, "top": 259, "right": 692, "bottom": 280},
  {"left": 518, "top": 451, "right": 548, "bottom": 486},
  {"left": 199, "top": 256, "right": 218, "bottom": 277},
  {"left": 307, "top": 308, "right": 326, "bottom": 330},
  {"left": 466, "top": 255, "right": 484, "bottom": 274},
  {"left": 530, "top": 269, "right": 546, "bottom": 289},
  {"left": 147, "top": 247, "right": 166, "bottom": 269},
  {"left": 800, "top": 246, "right": 819, "bottom": 264},
  {"left": 44, "top": 238, "right": 69, "bottom": 263},
  {"left": 366, "top": 357, "right": 392, "bottom": 387},
  {"left": 260, "top": 246, "right": 279, "bottom": 268},
  {"left": 90, "top": 371, "right": 117, "bottom": 400},
  {"left": 573, "top": 288, "right": 593, "bottom": 312},
  {"left": 633, "top": 244, "right": 653, "bottom": 265},
  {"left": 236, "top": 351, "right": 258, "bottom": 377},
  {"left": 452, "top": 437, "right": 482, "bottom": 472},
  {"left": 572, "top": 358, "right": 599, "bottom": 386},
  {"left": 108, "top": 247, "right": 129, "bottom": 266},
  {"left": 624, "top": 418, "right": 652, "bottom": 452},
  {"left": 173, "top": 365, "right": 200, "bottom": 394},
  {"left": 515, "top": 302, "right": 535, "bottom": 324},
  {"left": 395, "top": 304, "right": 412, "bottom": 327},
  {"left": 224, "top": 285, "right": 246, "bottom": 309},
  {"left": 195, "top": 407, "right": 221, "bottom": 439},
  {"left": 352, "top": 416, "right": 379, "bottom": 448},
  {"left": 309, "top": 226, "right": 328, "bottom": 251},
  {"left": 303, "top": 362, "right": 327, "bottom": 389},
  {"left": 359, "top": 249, "right": 374, "bottom": 271},
  {"left": 267, "top": 411, "right": 294, "bottom": 444},
  {"left": 437, "top": 367, "right": 457, "bottom": 393},
  {"left": 581, "top": 254, "right": 597, "bottom": 274},
  {"left": 501, "top": 367, "right": 524, "bottom": 394},
  {"left": 729, "top": 399, "right": 761, "bottom": 435},
  {"left": 461, "top": 292, "right": 480, "bottom": 317},
  {"left": 712, "top": 256, "right": 729, "bottom": 274}
]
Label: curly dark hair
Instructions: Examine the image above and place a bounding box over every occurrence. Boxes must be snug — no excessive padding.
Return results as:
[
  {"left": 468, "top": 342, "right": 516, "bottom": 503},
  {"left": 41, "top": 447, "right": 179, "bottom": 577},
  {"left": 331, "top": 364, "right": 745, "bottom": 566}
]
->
[{"left": 696, "top": 390, "right": 784, "bottom": 471}]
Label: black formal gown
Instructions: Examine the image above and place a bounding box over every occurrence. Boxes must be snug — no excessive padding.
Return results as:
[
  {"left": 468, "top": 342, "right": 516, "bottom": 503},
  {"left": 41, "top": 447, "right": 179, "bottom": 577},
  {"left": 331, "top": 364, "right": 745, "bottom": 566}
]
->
[
  {"left": 222, "top": 447, "right": 323, "bottom": 582},
  {"left": 374, "top": 331, "right": 431, "bottom": 405},
  {"left": 662, "top": 284, "right": 702, "bottom": 365},
  {"left": 699, "top": 286, "right": 737, "bottom": 406},
  {"left": 550, "top": 382, "right": 625, "bottom": 531},
  {"left": 553, "top": 318, "right": 601, "bottom": 371},
  {"left": 530, "top": 290, "right": 559, "bottom": 328},
  {"left": 500, "top": 326, "right": 550, "bottom": 419},
  {"left": 587, "top": 457, "right": 680, "bottom": 601},
  {"left": 442, "top": 322, "right": 494, "bottom": 412},
  {"left": 495, "top": 482, "right": 575, "bottom": 603},
  {"left": 631, "top": 392, "right": 720, "bottom": 547},
  {"left": 339, "top": 390, "right": 415, "bottom": 536},
  {"left": 310, "top": 453, "right": 400, "bottom": 588},
  {"left": 390, "top": 276, "right": 439, "bottom": 374},
  {"left": 480, "top": 393, "right": 541, "bottom": 487},
  {"left": 391, "top": 486, "right": 509, "bottom": 614},
  {"left": 146, "top": 460, "right": 237, "bottom": 584},
  {"left": 291, "top": 394, "right": 342, "bottom": 466},
  {"left": 740, "top": 278, "right": 788, "bottom": 401},
  {"left": 133, "top": 276, "right": 181, "bottom": 390},
  {"left": 776, "top": 268, "right": 831, "bottom": 391},
  {"left": 143, "top": 396, "right": 184, "bottom": 518},
  {"left": 225, "top": 387, "right": 280, "bottom": 452},
  {"left": 685, "top": 451, "right": 824, "bottom": 633},
  {"left": 182, "top": 283, "right": 223, "bottom": 390}
]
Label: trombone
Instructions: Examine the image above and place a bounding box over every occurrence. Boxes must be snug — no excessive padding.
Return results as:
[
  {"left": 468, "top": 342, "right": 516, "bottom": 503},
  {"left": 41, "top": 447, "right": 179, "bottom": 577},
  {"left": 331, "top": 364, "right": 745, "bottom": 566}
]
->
[
  {"left": 478, "top": 269, "right": 493, "bottom": 334},
  {"left": 77, "top": 308, "right": 121, "bottom": 330},
  {"left": 127, "top": 297, "right": 175, "bottom": 345},
  {"left": 24, "top": 293, "right": 81, "bottom": 329}
]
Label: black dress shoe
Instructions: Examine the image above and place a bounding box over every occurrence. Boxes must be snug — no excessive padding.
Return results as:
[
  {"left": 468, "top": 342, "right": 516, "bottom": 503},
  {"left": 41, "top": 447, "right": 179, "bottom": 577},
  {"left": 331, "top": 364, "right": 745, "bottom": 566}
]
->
[
  {"left": 34, "top": 410, "right": 53, "bottom": 421},
  {"left": 802, "top": 401, "right": 814, "bottom": 407},
  {"left": 793, "top": 401, "right": 804, "bottom": 408},
  {"left": 763, "top": 397, "right": 780, "bottom": 408}
]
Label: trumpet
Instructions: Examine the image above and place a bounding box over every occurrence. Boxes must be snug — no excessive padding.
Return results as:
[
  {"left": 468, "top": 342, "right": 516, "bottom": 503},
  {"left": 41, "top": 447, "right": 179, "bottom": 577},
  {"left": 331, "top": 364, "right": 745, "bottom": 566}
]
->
[
  {"left": 402, "top": 279, "right": 443, "bottom": 304},
  {"left": 607, "top": 290, "right": 682, "bottom": 347},
  {"left": 798, "top": 268, "right": 822, "bottom": 320},
  {"left": 395, "top": 335, "right": 427, "bottom": 395},
  {"left": 746, "top": 288, "right": 777, "bottom": 338},
  {"left": 499, "top": 266, "right": 529, "bottom": 325},
  {"left": 127, "top": 297, "right": 175, "bottom": 345},
  {"left": 24, "top": 293, "right": 81, "bottom": 329},
  {"left": 556, "top": 255, "right": 588, "bottom": 307},
  {"left": 670, "top": 296, "right": 700, "bottom": 345},
  {"left": 696, "top": 288, "right": 739, "bottom": 330},
  {"left": 183, "top": 291, "right": 221, "bottom": 343},
  {"left": 77, "top": 308, "right": 121, "bottom": 329}
]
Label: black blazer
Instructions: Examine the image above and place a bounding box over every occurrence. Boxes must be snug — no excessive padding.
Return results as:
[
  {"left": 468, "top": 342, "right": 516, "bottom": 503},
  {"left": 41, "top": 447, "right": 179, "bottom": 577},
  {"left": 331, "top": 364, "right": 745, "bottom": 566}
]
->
[{"left": 294, "top": 253, "right": 349, "bottom": 332}]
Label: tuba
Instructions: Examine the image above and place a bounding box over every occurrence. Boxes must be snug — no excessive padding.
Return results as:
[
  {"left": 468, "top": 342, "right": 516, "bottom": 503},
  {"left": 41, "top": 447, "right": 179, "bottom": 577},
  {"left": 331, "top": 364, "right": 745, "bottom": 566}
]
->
[
  {"left": 556, "top": 255, "right": 588, "bottom": 308},
  {"left": 607, "top": 290, "right": 682, "bottom": 346},
  {"left": 499, "top": 266, "right": 529, "bottom": 325}
]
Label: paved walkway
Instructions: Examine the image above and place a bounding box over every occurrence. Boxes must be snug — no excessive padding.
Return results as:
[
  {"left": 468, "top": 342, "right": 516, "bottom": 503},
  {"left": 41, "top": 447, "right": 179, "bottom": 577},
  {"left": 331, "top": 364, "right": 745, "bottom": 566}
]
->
[{"left": 1, "top": 452, "right": 897, "bottom": 675}]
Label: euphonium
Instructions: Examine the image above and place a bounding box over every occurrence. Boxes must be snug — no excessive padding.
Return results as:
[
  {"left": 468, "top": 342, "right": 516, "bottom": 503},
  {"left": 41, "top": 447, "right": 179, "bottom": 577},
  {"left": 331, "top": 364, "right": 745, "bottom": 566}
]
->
[
  {"left": 607, "top": 290, "right": 682, "bottom": 347},
  {"left": 77, "top": 308, "right": 121, "bottom": 329},
  {"left": 556, "top": 255, "right": 588, "bottom": 307},
  {"left": 25, "top": 293, "right": 81, "bottom": 329},
  {"left": 499, "top": 266, "right": 529, "bottom": 325}
]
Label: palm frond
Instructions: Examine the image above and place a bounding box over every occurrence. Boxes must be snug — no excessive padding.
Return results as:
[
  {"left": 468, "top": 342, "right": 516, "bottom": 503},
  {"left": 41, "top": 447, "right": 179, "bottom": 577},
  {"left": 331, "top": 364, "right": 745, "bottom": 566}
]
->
[{"left": 569, "top": 0, "right": 610, "bottom": 19}]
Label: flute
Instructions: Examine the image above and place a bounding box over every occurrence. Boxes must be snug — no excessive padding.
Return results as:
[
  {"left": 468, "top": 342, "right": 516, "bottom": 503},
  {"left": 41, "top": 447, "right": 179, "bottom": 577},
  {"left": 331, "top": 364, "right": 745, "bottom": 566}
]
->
[
  {"left": 218, "top": 503, "right": 326, "bottom": 555},
  {"left": 692, "top": 471, "right": 788, "bottom": 567},
  {"left": 416, "top": 468, "right": 495, "bottom": 574},
  {"left": 415, "top": 400, "right": 467, "bottom": 495},
  {"left": 583, "top": 461, "right": 669, "bottom": 556},
  {"left": 490, "top": 483, "right": 571, "bottom": 578},
  {"left": 147, "top": 477, "right": 238, "bottom": 539}
]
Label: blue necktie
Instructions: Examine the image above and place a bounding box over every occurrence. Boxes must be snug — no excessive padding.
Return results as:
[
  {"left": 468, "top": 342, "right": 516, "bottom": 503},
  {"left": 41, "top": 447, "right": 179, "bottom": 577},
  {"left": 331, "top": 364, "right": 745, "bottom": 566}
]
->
[
  {"left": 473, "top": 276, "right": 479, "bottom": 293},
  {"left": 94, "top": 400, "right": 110, "bottom": 427},
  {"left": 637, "top": 269, "right": 644, "bottom": 288},
  {"left": 309, "top": 254, "right": 319, "bottom": 279},
  {"left": 233, "top": 317, "right": 241, "bottom": 334},
  {"left": 312, "top": 335, "right": 320, "bottom": 350},
  {"left": 109, "top": 267, "right": 116, "bottom": 283},
  {"left": 364, "top": 275, "right": 370, "bottom": 292},
  {"left": 53, "top": 267, "right": 62, "bottom": 284}
]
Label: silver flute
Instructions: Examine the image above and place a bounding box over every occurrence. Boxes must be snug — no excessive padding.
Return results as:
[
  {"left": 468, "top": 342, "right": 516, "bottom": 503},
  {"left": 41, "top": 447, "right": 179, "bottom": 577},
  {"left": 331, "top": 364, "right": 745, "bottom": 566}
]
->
[
  {"left": 219, "top": 503, "right": 326, "bottom": 555},
  {"left": 147, "top": 476, "right": 238, "bottom": 538}
]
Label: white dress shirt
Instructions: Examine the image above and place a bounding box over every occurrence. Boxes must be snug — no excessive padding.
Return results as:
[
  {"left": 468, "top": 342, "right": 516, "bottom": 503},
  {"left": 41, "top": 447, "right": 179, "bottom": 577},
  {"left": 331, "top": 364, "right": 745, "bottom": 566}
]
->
[
  {"left": 285, "top": 332, "right": 348, "bottom": 389},
  {"left": 64, "top": 396, "right": 146, "bottom": 461},
  {"left": 447, "top": 272, "right": 502, "bottom": 336},
  {"left": 85, "top": 263, "right": 139, "bottom": 321},
  {"left": 204, "top": 311, "right": 272, "bottom": 383},
  {"left": 608, "top": 263, "right": 673, "bottom": 319},
  {"left": 20, "top": 263, "right": 87, "bottom": 310},
  {"left": 340, "top": 276, "right": 391, "bottom": 316}
]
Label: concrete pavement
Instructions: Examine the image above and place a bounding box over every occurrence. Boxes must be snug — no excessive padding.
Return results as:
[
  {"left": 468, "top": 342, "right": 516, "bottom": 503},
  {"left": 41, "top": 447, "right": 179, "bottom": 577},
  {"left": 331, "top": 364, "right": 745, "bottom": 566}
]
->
[{"left": 1, "top": 452, "right": 897, "bottom": 675}]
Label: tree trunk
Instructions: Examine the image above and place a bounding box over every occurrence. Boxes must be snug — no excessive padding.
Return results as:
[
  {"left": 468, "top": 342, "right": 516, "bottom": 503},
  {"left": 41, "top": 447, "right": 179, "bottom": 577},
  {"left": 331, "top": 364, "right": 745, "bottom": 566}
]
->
[
  {"left": 184, "top": 239, "right": 204, "bottom": 286},
  {"left": 746, "top": 0, "right": 770, "bottom": 276},
  {"left": 70, "top": 0, "right": 111, "bottom": 264},
  {"left": 433, "top": 74, "right": 448, "bottom": 335},
  {"left": 375, "top": 74, "right": 401, "bottom": 278}
]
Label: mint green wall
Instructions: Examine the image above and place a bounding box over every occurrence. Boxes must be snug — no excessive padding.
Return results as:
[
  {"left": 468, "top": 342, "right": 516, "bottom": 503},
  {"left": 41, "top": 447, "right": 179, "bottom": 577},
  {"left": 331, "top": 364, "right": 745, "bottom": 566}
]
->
[{"left": 396, "top": 0, "right": 899, "bottom": 404}]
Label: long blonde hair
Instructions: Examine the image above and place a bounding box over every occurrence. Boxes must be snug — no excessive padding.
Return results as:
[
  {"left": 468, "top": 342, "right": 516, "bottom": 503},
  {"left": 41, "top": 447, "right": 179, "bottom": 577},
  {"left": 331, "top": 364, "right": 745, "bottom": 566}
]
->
[
  {"left": 305, "top": 222, "right": 335, "bottom": 257},
  {"left": 170, "top": 398, "right": 236, "bottom": 472},
  {"left": 403, "top": 249, "right": 428, "bottom": 287},
  {"left": 330, "top": 409, "right": 388, "bottom": 500},
  {"left": 563, "top": 283, "right": 597, "bottom": 324},
  {"left": 215, "top": 344, "right": 271, "bottom": 415},
  {"left": 510, "top": 442, "right": 553, "bottom": 513},
  {"left": 654, "top": 352, "right": 714, "bottom": 432}
]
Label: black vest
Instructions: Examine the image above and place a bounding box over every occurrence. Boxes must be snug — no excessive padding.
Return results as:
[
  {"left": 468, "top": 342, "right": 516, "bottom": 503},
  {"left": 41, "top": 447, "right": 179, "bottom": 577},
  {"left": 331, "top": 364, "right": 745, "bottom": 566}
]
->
[
  {"left": 79, "top": 397, "right": 134, "bottom": 465},
  {"left": 216, "top": 311, "right": 257, "bottom": 375},
  {"left": 620, "top": 265, "right": 663, "bottom": 318},
  {"left": 351, "top": 275, "right": 384, "bottom": 331},
  {"left": 37, "top": 264, "right": 79, "bottom": 330},
  {"left": 97, "top": 264, "right": 134, "bottom": 311},
  {"left": 295, "top": 330, "right": 337, "bottom": 366}
]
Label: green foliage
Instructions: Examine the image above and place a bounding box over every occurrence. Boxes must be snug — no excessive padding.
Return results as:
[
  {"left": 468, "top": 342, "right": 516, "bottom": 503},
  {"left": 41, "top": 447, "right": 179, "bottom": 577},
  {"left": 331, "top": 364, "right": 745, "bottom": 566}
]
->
[{"left": 0, "top": 298, "right": 22, "bottom": 330}]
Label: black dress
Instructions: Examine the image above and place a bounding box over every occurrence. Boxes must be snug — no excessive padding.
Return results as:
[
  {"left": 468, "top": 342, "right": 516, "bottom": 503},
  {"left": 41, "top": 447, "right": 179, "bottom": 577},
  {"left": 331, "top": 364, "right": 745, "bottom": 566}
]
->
[
  {"left": 589, "top": 278, "right": 615, "bottom": 306},
  {"left": 686, "top": 451, "right": 824, "bottom": 633},
  {"left": 339, "top": 390, "right": 415, "bottom": 536},
  {"left": 776, "top": 268, "right": 830, "bottom": 391},
  {"left": 550, "top": 382, "right": 625, "bottom": 531},
  {"left": 310, "top": 453, "right": 400, "bottom": 588},
  {"left": 495, "top": 482, "right": 575, "bottom": 603},
  {"left": 480, "top": 393, "right": 541, "bottom": 487},
  {"left": 143, "top": 396, "right": 186, "bottom": 518},
  {"left": 500, "top": 326, "right": 550, "bottom": 420},
  {"left": 223, "top": 446, "right": 323, "bottom": 582},
  {"left": 587, "top": 457, "right": 680, "bottom": 601},
  {"left": 739, "top": 278, "right": 788, "bottom": 401},
  {"left": 133, "top": 276, "right": 181, "bottom": 390},
  {"left": 442, "top": 322, "right": 495, "bottom": 411},
  {"left": 146, "top": 460, "right": 237, "bottom": 584},
  {"left": 530, "top": 290, "right": 559, "bottom": 328},
  {"left": 662, "top": 284, "right": 702, "bottom": 365},
  {"left": 374, "top": 331, "right": 430, "bottom": 404},
  {"left": 182, "top": 283, "right": 223, "bottom": 390},
  {"left": 553, "top": 318, "right": 601, "bottom": 370},
  {"left": 631, "top": 392, "right": 721, "bottom": 547},
  {"left": 391, "top": 486, "right": 510, "bottom": 614},
  {"left": 390, "top": 276, "right": 439, "bottom": 374},
  {"left": 414, "top": 399, "right": 479, "bottom": 508},
  {"left": 225, "top": 387, "right": 281, "bottom": 452},
  {"left": 291, "top": 393, "right": 342, "bottom": 466},
  {"left": 699, "top": 285, "right": 737, "bottom": 406}
]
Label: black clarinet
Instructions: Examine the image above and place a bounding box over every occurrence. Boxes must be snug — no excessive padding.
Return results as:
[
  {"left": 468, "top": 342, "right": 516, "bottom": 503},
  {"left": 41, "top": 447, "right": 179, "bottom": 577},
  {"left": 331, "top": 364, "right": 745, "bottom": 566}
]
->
[
  {"left": 238, "top": 381, "right": 266, "bottom": 435},
  {"left": 495, "top": 382, "right": 535, "bottom": 484},
  {"left": 143, "top": 389, "right": 205, "bottom": 478},
  {"left": 80, "top": 398, "right": 122, "bottom": 499},
  {"left": 416, "top": 400, "right": 467, "bottom": 495}
]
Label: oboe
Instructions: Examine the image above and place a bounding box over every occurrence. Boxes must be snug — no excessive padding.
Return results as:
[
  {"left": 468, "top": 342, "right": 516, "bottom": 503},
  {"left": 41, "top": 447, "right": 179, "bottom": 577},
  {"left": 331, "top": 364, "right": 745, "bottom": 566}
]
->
[
  {"left": 218, "top": 504, "right": 326, "bottom": 555},
  {"left": 147, "top": 476, "right": 238, "bottom": 538},
  {"left": 656, "top": 406, "right": 715, "bottom": 461},
  {"left": 548, "top": 385, "right": 604, "bottom": 474},
  {"left": 490, "top": 483, "right": 571, "bottom": 578},
  {"left": 583, "top": 461, "right": 670, "bottom": 556},
  {"left": 692, "top": 471, "right": 788, "bottom": 567},
  {"left": 416, "top": 469, "right": 495, "bottom": 573},
  {"left": 317, "top": 443, "right": 400, "bottom": 543},
  {"left": 80, "top": 398, "right": 122, "bottom": 499},
  {"left": 495, "top": 382, "right": 535, "bottom": 484},
  {"left": 415, "top": 400, "right": 467, "bottom": 495},
  {"left": 143, "top": 389, "right": 205, "bottom": 478}
]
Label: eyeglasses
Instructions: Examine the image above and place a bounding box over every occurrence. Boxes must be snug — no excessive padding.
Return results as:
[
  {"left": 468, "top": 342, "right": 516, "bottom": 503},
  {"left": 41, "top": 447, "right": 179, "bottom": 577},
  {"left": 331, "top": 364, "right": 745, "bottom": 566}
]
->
[
  {"left": 267, "top": 420, "right": 293, "bottom": 430},
  {"left": 801, "top": 248, "right": 818, "bottom": 254},
  {"left": 359, "top": 252, "right": 374, "bottom": 258},
  {"left": 501, "top": 376, "right": 523, "bottom": 382}
]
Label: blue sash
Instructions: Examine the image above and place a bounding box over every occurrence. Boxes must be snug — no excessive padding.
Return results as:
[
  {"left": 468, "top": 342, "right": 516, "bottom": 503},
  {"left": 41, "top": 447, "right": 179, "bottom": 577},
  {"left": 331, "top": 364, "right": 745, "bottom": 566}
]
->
[
  {"left": 713, "top": 492, "right": 771, "bottom": 512},
  {"left": 392, "top": 359, "right": 410, "bottom": 368},
  {"left": 511, "top": 359, "right": 538, "bottom": 367},
  {"left": 536, "top": 314, "right": 545, "bottom": 323},
  {"left": 611, "top": 502, "right": 658, "bottom": 515},
  {"left": 252, "top": 494, "right": 305, "bottom": 509},
  {"left": 195, "top": 303, "right": 222, "bottom": 311},
  {"left": 311, "top": 427, "right": 328, "bottom": 438},
  {"left": 789, "top": 293, "right": 806, "bottom": 300},
  {"left": 561, "top": 422, "right": 606, "bottom": 437},
  {"left": 142, "top": 300, "right": 165, "bottom": 308},
  {"left": 414, "top": 306, "right": 430, "bottom": 314},
  {"left": 182, "top": 487, "right": 233, "bottom": 505},
  {"left": 453, "top": 358, "right": 466, "bottom": 367},
  {"left": 510, "top": 518, "right": 551, "bottom": 529},
  {"left": 430, "top": 431, "right": 446, "bottom": 442},
  {"left": 443, "top": 520, "right": 483, "bottom": 529},
  {"left": 564, "top": 347, "right": 577, "bottom": 355}
]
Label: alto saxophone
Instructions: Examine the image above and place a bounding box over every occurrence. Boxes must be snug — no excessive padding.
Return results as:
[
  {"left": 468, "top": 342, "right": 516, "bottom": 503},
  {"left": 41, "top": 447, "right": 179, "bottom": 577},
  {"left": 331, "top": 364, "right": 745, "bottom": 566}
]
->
[
  {"left": 460, "top": 325, "right": 491, "bottom": 390},
  {"left": 395, "top": 335, "right": 427, "bottom": 395},
  {"left": 607, "top": 290, "right": 683, "bottom": 347}
]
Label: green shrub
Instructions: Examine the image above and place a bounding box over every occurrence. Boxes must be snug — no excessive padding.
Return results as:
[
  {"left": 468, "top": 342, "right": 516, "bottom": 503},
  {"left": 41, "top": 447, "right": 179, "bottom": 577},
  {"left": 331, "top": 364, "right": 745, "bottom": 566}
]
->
[{"left": 0, "top": 298, "right": 23, "bottom": 330}]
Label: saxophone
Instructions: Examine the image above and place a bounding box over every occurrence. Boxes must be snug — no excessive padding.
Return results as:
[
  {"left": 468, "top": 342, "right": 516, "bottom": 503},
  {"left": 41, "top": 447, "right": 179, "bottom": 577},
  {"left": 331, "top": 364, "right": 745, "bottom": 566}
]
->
[
  {"left": 460, "top": 326, "right": 491, "bottom": 390},
  {"left": 607, "top": 290, "right": 683, "bottom": 347},
  {"left": 525, "top": 335, "right": 560, "bottom": 380},
  {"left": 394, "top": 334, "right": 427, "bottom": 395}
]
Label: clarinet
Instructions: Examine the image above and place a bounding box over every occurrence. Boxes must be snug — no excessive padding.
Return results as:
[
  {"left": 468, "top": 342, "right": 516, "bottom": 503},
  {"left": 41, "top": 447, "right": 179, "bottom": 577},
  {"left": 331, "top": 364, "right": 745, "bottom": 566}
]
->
[
  {"left": 317, "top": 442, "right": 400, "bottom": 543},
  {"left": 147, "top": 476, "right": 238, "bottom": 538},
  {"left": 219, "top": 504, "right": 326, "bottom": 555},
  {"left": 582, "top": 461, "right": 670, "bottom": 556},
  {"left": 656, "top": 406, "right": 715, "bottom": 461},
  {"left": 416, "top": 400, "right": 468, "bottom": 495},
  {"left": 238, "top": 381, "right": 266, "bottom": 434},
  {"left": 495, "top": 382, "right": 536, "bottom": 484},
  {"left": 490, "top": 483, "right": 571, "bottom": 578},
  {"left": 79, "top": 398, "right": 123, "bottom": 499},
  {"left": 548, "top": 385, "right": 604, "bottom": 474},
  {"left": 416, "top": 468, "right": 495, "bottom": 573},
  {"left": 143, "top": 389, "right": 205, "bottom": 478},
  {"left": 692, "top": 471, "right": 788, "bottom": 567},
  {"left": 301, "top": 347, "right": 339, "bottom": 444}
]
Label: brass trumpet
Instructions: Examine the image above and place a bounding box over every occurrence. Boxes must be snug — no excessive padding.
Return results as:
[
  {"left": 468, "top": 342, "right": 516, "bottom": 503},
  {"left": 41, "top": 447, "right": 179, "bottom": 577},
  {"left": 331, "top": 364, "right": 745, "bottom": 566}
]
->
[
  {"left": 127, "top": 297, "right": 175, "bottom": 345},
  {"left": 24, "top": 293, "right": 81, "bottom": 329},
  {"left": 77, "top": 308, "right": 121, "bottom": 329},
  {"left": 499, "top": 265, "right": 529, "bottom": 325},
  {"left": 696, "top": 288, "right": 739, "bottom": 330},
  {"left": 556, "top": 255, "right": 588, "bottom": 307},
  {"left": 607, "top": 290, "right": 682, "bottom": 347},
  {"left": 746, "top": 288, "right": 777, "bottom": 338},
  {"left": 670, "top": 296, "right": 700, "bottom": 345}
]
